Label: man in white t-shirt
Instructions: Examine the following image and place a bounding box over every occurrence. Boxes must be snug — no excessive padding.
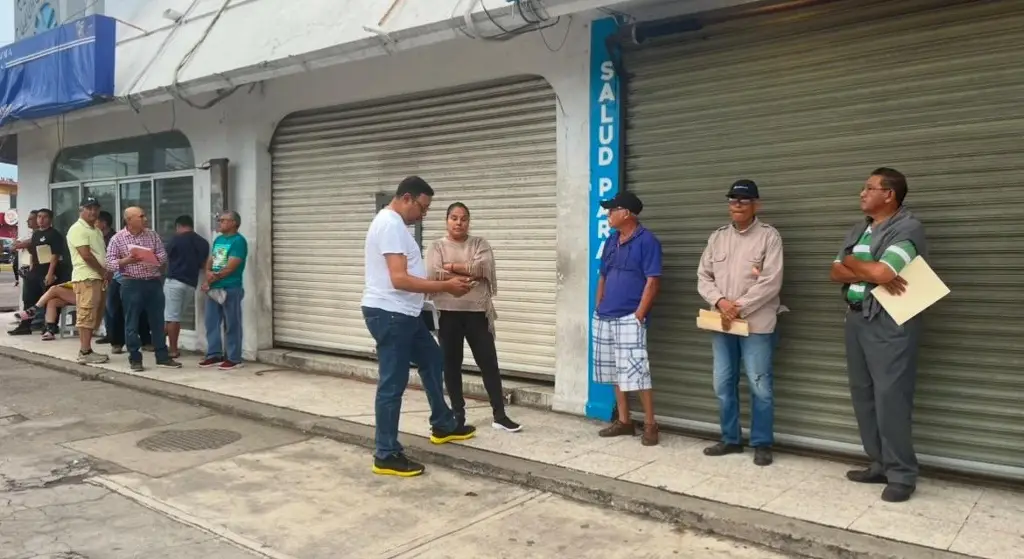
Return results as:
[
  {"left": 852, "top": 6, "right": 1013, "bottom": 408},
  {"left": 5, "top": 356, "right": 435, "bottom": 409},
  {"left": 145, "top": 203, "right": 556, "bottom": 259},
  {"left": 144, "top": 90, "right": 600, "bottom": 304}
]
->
[{"left": 362, "top": 175, "right": 475, "bottom": 477}]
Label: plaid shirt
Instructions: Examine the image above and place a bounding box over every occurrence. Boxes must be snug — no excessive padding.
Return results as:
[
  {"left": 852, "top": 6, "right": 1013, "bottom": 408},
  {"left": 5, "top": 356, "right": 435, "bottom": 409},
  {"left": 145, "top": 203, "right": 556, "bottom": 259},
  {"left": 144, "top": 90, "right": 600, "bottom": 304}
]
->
[{"left": 105, "top": 228, "right": 168, "bottom": 280}]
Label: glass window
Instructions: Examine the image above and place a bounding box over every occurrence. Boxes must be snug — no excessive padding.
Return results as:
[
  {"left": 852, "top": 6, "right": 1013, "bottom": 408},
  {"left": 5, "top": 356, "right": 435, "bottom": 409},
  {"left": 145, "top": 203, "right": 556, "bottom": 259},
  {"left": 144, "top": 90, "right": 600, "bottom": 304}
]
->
[
  {"left": 119, "top": 181, "right": 153, "bottom": 224},
  {"left": 82, "top": 183, "right": 117, "bottom": 221},
  {"left": 48, "top": 133, "right": 200, "bottom": 331},
  {"left": 155, "top": 176, "right": 198, "bottom": 329},
  {"left": 51, "top": 187, "right": 80, "bottom": 234},
  {"left": 51, "top": 132, "right": 195, "bottom": 182},
  {"left": 154, "top": 177, "right": 195, "bottom": 242}
]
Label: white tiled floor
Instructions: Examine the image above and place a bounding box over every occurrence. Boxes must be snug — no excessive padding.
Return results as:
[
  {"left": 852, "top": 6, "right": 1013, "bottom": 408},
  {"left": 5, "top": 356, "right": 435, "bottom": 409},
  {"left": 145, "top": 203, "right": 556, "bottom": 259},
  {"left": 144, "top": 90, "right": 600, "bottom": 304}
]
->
[{"left": 2, "top": 329, "right": 1022, "bottom": 559}]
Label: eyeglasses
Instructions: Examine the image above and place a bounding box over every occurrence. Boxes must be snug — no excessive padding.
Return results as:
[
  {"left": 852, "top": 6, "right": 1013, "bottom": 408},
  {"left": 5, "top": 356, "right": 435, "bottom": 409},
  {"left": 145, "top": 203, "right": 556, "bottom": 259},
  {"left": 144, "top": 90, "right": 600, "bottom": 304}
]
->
[
  {"left": 412, "top": 199, "right": 430, "bottom": 214},
  {"left": 728, "top": 197, "right": 754, "bottom": 206}
]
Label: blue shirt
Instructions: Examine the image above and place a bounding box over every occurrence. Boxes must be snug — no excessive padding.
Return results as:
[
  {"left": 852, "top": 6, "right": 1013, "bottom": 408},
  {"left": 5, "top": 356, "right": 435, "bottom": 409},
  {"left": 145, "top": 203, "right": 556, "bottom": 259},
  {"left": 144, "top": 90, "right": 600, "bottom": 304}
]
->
[
  {"left": 597, "top": 226, "right": 663, "bottom": 319},
  {"left": 210, "top": 233, "right": 248, "bottom": 288},
  {"left": 166, "top": 231, "right": 211, "bottom": 288}
]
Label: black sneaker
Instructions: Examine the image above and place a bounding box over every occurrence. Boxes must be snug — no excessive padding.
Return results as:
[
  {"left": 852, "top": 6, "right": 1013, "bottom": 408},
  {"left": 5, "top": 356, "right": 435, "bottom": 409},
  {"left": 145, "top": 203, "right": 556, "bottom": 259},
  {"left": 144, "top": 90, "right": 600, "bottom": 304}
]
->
[
  {"left": 430, "top": 423, "right": 477, "bottom": 445},
  {"left": 881, "top": 482, "right": 916, "bottom": 503},
  {"left": 129, "top": 361, "right": 144, "bottom": 372},
  {"left": 492, "top": 416, "right": 522, "bottom": 433},
  {"left": 156, "top": 359, "right": 183, "bottom": 369},
  {"left": 7, "top": 326, "right": 32, "bottom": 336},
  {"left": 372, "top": 453, "right": 425, "bottom": 477},
  {"left": 753, "top": 446, "right": 774, "bottom": 466},
  {"left": 703, "top": 442, "right": 744, "bottom": 457}
]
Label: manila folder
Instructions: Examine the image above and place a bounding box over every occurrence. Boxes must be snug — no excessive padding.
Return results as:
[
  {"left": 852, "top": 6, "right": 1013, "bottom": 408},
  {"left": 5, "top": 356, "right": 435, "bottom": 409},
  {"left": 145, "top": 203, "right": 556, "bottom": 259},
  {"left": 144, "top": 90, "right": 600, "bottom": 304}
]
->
[
  {"left": 696, "top": 309, "right": 750, "bottom": 337},
  {"left": 870, "top": 256, "right": 950, "bottom": 326},
  {"left": 34, "top": 244, "right": 52, "bottom": 263}
]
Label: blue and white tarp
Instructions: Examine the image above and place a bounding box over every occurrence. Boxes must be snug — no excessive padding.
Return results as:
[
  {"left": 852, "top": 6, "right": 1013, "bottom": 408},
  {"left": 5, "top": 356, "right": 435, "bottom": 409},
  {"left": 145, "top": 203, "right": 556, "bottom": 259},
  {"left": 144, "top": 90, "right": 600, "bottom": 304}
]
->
[{"left": 0, "top": 15, "right": 116, "bottom": 128}]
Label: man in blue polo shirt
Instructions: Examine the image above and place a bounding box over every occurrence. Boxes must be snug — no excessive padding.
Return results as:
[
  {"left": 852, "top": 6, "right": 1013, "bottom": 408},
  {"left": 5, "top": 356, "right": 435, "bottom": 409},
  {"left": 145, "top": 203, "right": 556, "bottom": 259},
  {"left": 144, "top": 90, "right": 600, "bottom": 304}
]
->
[{"left": 593, "top": 191, "right": 663, "bottom": 446}]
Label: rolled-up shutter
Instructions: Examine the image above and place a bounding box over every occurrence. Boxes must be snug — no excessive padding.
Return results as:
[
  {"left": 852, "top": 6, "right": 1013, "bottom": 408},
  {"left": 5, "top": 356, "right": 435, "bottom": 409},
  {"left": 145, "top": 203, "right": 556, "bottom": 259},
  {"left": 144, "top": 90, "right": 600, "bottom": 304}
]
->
[
  {"left": 271, "top": 77, "right": 558, "bottom": 379},
  {"left": 624, "top": 0, "right": 1024, "bottom": 472}
]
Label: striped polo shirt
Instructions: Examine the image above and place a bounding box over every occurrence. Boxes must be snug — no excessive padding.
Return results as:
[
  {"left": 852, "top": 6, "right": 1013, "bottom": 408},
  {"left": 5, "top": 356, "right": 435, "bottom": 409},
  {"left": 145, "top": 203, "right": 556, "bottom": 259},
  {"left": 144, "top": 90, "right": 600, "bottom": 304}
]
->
[{"left": 839, "top": 226, "right": 918, "bottom": 304}]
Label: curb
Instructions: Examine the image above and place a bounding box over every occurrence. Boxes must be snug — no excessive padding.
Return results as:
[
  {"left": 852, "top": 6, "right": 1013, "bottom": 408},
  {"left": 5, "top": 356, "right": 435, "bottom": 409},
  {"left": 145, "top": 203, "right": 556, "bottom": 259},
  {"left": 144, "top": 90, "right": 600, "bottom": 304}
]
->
[
  {"left": 0, "top": 347, "right": 973, "bottom": 559},
  {"left": 257, "top": 348, "right": 556, "bottom": 410}
]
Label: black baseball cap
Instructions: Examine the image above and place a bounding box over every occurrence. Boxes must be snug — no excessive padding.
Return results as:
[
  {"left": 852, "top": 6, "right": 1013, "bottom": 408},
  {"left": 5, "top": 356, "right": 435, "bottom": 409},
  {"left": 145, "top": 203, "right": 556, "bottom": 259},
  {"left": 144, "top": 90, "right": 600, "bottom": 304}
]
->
[
  {"left": 726, "top": 179, "right": 759, "bottom": 199},
  {"left": 600, "top": 191, "right": 644, "bottom": 215},
  {"left": 79, "top": 197, "right": 101, "bottom": 209}
]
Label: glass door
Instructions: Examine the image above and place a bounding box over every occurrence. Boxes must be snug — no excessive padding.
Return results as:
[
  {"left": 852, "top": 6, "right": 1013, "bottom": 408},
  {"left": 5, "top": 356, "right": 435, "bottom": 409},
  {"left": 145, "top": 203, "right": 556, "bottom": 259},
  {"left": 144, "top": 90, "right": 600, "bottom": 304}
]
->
[
  {"left": 155, "top": 176, "right": 198, "bottom": 330},
  {"left": 118, "top": 180, "right": 154, "bottom": 227},
  {"left": 154, "top": 176, "right": 195, "bottom": 242},
  {"left": 50, "top": 186, "right": 81, "bottom": 234},
  {"left": 82, "top": 181, "right": 117, "bottom": 226}
]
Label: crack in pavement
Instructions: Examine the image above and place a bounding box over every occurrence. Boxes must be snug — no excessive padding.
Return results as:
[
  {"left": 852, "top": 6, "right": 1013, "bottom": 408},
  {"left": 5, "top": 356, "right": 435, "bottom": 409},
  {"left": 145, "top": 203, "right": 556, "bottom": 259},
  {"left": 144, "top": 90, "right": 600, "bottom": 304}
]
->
[
  {"left": 0, "top": 458, "right": 112, "bottom": 493},
  {"left": 20, "top": 493, "right": 114, "bottom": 517}
]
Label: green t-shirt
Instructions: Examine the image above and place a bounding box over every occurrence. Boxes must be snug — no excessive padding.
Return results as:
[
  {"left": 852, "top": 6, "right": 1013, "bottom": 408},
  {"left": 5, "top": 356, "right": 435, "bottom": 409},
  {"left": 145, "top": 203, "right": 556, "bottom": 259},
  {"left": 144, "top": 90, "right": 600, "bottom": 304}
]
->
[
  {"left": 838, "top": 226, "right": 917, "bottom": 303},
  {"left": 210, "top": 233, "right": 248, "bottom": 288}
]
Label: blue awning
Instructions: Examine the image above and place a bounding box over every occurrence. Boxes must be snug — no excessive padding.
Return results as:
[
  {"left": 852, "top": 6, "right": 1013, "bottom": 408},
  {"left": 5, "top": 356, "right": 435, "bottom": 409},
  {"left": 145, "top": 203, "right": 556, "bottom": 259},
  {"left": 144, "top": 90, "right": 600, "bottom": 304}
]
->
[{"left": 0, "top": 15, "right": 116, "bottom": 128}]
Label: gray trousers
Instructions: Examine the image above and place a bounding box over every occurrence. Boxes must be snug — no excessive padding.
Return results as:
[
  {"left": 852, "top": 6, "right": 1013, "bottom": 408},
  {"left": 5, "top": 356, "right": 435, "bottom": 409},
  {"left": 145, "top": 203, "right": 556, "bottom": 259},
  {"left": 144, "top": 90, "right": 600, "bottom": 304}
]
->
[{"left": 845, "top": 310, "right": 921, "bottom": 486}]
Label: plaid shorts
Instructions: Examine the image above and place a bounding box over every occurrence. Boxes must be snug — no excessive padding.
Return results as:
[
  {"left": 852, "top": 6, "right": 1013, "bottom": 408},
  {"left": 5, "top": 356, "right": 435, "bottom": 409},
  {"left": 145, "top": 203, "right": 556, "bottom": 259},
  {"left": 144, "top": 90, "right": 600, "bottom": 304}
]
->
[{"left": 592, "top": 313, "right": 652, "bottom": 392}]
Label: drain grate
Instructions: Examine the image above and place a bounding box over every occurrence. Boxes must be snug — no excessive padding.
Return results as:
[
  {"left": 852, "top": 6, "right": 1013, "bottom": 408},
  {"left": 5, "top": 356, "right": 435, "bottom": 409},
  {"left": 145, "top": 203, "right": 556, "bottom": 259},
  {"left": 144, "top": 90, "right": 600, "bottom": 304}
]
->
[{"left": 136, "top": 429, "right": 243, "bottom": 452}]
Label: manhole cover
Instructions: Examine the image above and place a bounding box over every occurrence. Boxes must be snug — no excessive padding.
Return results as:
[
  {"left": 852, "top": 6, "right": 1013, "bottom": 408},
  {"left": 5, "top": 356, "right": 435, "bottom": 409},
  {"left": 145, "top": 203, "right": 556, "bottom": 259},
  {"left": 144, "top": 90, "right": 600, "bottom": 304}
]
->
[{"left": 136, "top": 429, "right": 242, "bottom": 452}]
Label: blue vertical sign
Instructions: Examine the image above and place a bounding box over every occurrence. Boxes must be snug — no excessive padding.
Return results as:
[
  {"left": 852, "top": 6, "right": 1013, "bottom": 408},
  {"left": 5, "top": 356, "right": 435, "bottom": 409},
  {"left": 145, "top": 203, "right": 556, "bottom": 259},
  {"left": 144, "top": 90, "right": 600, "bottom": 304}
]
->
[{"left": 585, "top": 17, "right": 621, "bottom": 420}]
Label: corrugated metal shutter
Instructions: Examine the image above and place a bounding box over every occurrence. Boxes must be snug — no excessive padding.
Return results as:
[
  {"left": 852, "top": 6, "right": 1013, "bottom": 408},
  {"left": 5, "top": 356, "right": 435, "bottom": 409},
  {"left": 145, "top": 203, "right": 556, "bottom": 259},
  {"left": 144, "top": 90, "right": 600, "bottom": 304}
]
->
[
  {"left": 271, "top": 76, "right": 558, "bottom": 379},
  {"left": 624, "top": 0, "right": 1024, "bottom": 470}
]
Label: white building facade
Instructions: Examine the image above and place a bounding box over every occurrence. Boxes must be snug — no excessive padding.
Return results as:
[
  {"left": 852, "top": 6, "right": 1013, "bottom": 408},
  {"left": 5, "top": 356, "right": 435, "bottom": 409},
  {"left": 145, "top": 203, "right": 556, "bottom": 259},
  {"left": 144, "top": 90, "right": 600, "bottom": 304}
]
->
[{"left": 5, "top": 0, "right": 1024, "bottom": 481}]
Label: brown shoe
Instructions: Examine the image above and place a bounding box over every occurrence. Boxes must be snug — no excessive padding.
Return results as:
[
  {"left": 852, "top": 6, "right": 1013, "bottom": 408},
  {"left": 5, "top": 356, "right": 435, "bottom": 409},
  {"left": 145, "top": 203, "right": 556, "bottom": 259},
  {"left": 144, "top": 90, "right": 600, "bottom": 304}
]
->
[
  {"left": 641, "top": 423, "right": 659, "bottom": 446},
  {"left": 598, "top": 420, "right": 635, "bottom": 438}
]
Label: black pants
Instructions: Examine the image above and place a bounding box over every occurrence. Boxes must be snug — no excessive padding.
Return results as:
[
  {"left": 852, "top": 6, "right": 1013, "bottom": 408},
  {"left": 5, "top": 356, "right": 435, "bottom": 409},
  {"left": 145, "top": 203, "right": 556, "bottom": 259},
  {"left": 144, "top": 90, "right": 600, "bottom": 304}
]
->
[{"left": 438, "top": 311, "right": 506, "bottom": 421}]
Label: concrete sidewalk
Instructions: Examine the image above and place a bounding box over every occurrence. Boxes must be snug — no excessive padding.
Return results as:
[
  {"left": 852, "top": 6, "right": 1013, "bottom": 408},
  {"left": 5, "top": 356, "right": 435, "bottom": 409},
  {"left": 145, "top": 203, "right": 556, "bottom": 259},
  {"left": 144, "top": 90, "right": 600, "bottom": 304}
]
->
[{"left": 1, "top": 330, "right": 1021, "bottom": 559}]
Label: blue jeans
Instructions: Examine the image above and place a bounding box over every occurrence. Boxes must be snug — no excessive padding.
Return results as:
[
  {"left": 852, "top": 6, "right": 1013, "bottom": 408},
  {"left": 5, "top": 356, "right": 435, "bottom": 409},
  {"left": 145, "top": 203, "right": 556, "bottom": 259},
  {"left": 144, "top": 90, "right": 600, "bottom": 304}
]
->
[
  {"left": 362, "top": 306, "right": 457, "bottom": 460},
  {"left": 712, "top": 332, "right": 777, "bottom": 447},
  {"left": 120, "top": 279, "right": 170, "bottom": 364},
  {"left": 204, "top": 286, "right": 244, "bottom": 363}
]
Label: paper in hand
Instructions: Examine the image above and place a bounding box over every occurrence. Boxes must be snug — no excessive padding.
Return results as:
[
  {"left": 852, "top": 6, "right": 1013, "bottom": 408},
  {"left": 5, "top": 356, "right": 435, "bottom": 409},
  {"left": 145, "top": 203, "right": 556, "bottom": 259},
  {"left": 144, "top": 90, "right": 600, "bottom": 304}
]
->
[
  {"left": 35, "top": 244, "right": 52, "bottom": 263},
  {"left": 870, "top": 256, "right": 950, "bottom": 325},
  {"left": 695, "top": 309, "right": 750, "bottom": 336},
  {"left": 128, "top": 245, "right": 160, "bottom": 266},
  {"left": 208, "top": 288, "right": 227, "bottom": 305}
]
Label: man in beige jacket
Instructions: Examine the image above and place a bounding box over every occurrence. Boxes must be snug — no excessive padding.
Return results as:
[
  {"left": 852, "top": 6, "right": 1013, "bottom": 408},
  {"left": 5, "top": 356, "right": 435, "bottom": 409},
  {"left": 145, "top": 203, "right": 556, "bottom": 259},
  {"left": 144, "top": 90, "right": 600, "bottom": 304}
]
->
[{"left": 697, "top": 180, "right": 784, "bottom": 466}]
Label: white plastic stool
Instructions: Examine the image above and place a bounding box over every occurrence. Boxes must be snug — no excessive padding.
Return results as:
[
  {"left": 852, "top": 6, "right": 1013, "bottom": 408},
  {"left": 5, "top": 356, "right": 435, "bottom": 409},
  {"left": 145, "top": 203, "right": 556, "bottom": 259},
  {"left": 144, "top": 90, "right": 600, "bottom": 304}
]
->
[{"left": 59, "top": 305, "right": 78, "bottom": 339}]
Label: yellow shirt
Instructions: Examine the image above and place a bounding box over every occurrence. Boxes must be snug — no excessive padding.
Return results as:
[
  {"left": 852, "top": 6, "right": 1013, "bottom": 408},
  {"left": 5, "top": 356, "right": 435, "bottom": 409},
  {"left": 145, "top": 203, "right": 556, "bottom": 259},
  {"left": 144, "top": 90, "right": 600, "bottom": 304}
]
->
[{"left": 67, "top": 218, "right": 107, "bottom": 282}]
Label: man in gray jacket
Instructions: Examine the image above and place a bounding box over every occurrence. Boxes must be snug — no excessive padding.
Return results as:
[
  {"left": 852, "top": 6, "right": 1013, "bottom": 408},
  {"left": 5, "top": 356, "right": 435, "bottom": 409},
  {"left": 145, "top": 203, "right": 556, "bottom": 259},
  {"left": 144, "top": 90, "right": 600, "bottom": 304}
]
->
[{"left": 830, "top": 167, "right": 927, "bottom": 503}]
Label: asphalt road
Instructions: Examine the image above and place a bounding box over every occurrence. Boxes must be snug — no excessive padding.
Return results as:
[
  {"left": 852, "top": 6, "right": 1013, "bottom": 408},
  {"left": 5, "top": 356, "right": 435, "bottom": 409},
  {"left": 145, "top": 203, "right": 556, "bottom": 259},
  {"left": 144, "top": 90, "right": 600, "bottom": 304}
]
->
[{"left": 0, "top": 356, "right": 788, "bottom": 559}]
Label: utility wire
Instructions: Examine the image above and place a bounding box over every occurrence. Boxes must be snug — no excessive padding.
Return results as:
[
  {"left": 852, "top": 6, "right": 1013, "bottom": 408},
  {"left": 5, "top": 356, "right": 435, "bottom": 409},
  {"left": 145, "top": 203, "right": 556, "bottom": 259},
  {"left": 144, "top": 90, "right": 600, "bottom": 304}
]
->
[{"left": 170, "top": 0, "right": 239, "bottom": 111}]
